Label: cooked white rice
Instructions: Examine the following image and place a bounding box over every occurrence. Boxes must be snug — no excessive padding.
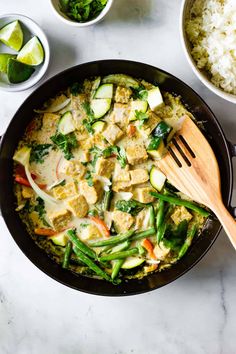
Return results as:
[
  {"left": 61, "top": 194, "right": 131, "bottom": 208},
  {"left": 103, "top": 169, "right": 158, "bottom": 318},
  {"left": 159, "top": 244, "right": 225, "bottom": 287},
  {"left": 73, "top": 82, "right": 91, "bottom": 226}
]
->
[{"left": 186, "top": 0, "right": 236, "bottom": 95}]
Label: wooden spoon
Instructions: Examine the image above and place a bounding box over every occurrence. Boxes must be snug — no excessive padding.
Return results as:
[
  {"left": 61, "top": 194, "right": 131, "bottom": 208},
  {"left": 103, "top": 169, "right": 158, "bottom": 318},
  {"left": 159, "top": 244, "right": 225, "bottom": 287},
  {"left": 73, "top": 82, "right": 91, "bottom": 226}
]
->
[{"left": 157, "top": 115, "right": 236, "bottom": 249}]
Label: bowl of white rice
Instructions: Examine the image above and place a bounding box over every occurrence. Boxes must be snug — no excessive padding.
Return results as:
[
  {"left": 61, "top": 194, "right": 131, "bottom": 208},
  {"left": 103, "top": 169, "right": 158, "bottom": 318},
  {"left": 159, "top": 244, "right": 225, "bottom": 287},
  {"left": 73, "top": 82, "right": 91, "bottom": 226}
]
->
[{"left": 180, "top": 0, "right": 236, "bottom": 104}]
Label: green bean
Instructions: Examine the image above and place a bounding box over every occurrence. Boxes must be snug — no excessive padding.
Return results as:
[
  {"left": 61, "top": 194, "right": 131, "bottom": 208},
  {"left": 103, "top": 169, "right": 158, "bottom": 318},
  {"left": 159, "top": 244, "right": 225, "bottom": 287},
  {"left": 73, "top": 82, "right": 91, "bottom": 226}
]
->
[
  {"left": 111, "top": 241, "right": 131, "bottom": 280},
  {"left": 67, "top": 229, "right": 96, "bottom": 259},
  {"left": 89, "top": 230, "right": 134, "bottom": 247},
  {"left": 150, "top": 192, "right": 210, "bottom": 217},
  {"left": 103, "top": 190, "right": 112, "bottom": 211},
  {"left": 178, "top": 225, "right": 197, "bottom": 259},
  {"left": 110, "top": 241, "right": 131, "bottom": 254},
  {"left": 99, "top": 247, "right": 138, "bottom": 262},
  {"left": 157, "top": 223, "right": 166, "bottom": 244},
  {"left": 156, "top": 200, "right": 165, "bottom": 228},
  {"left": 156, "top": 200, "right": 165, "bottom": 243},
  {"left": 111, "top": 259, "right": 124, "bottom": 280},
  {"left": 149, "top": 205, "right": 155, "bottom": 228},
  {"left": 62, "top": 241, "right": 72, "bottom": 269},
  {"left": 131, "top": 227, "right": 156, "bottom": 241},
  {"left": 73, "top": 246, "right": 111, "bottom": 282}
]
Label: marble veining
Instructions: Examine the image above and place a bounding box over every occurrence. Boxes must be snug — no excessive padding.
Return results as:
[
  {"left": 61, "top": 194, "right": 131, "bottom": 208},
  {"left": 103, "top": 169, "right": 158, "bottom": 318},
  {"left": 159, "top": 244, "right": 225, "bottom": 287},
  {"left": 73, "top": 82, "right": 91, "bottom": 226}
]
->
[{"left": 0, "top": 0, "right": 236, "bottom": 353}]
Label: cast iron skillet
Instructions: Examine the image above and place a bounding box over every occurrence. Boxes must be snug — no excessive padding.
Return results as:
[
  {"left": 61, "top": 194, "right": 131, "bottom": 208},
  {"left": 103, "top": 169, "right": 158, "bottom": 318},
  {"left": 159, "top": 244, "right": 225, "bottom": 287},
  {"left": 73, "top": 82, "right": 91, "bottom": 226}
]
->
[{"left": 0, "top": 60, "right": 235, "bottom": 296}]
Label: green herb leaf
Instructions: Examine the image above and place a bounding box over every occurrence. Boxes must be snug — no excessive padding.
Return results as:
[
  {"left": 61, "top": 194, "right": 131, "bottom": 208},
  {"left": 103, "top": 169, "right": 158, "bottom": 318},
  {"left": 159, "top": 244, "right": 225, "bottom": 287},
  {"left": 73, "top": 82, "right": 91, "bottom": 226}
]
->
[
  {"left": 62, "top": 0, "right": 108, "bottom": 22},
  {"left": 29, "top": 143, "right": 52, "bottom": 164},
  {"left": 80, "top": 223, "right": 89, "bottom": 228},
  {"left": 102, "top": 145, "right": 127, "bottom": 168},
  {"left": 82, "top": 119, "right": 94, "bottom": 134},
  {"left": 116, "top": 146, "right": 127, "bottom": 168},
  {"left": 51, "top": 132, "right": 78, "bottom": 160},
  {"left": 82, "top": 102, "right": 95, "bottom": 122},
  {"left": 115, "top": 199, "right": 147, "bottom": 216},
  {"left": 85, "top": 170, "right": 94, "bottom": 186},
  {"left": 34, "top": 197, "right": 50, "bottom": 227},
  {"left": 132, "top": 86, "right": 148, "bottom": 100}
]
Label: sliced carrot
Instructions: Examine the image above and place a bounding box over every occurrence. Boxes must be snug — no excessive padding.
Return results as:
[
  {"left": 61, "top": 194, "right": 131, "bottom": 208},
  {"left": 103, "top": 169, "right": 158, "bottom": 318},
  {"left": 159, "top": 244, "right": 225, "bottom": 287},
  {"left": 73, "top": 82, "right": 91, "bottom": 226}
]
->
[
  {"left": 89, "top": 216, "right": 110, "bottom": 237},
  {"left": 141, "top": 238, "right": 157, "bottom": 260},
  {"left": 15, "top": 165, "right": 37, "bottom": 180},
  {"left": 15, "top": 175, "right": 31, "bottom": 187},
  {"left": 34, "top": 228, "right": 58, "bottom": 236},
  {"left": 127, "top": 124, "right": 136, "bottom": 137},
  {"left": 15, "top": 175, "right": 46, "bottom": 189}
]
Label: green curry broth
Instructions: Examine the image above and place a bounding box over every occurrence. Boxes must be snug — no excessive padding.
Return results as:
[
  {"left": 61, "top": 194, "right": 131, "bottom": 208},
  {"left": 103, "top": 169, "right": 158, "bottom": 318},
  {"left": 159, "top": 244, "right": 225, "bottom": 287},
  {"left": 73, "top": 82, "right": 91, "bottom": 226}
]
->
[{"left": 13, "top": 75, "right": 207, "bottom": 281}]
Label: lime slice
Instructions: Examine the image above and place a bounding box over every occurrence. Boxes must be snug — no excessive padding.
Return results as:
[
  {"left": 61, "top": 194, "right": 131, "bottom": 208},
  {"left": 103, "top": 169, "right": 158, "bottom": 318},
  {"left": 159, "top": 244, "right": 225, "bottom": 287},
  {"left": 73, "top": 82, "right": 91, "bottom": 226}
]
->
[
  {"left": 0, "top": 53, "right": 16, "bottom": 73},
  {"left": 7, "top": 58, "right": 35, "bottom": 83},
  {"left": 0, "top": 20, "right": 23, "bottom": 51},
  {"left": 17, "top": 36, "right": 44, "bottom": 66}
]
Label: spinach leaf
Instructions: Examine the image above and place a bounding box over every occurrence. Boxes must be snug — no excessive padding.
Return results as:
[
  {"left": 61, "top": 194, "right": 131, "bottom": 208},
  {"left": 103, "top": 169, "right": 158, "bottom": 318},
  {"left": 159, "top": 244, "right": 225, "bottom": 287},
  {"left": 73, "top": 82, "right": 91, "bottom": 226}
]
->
[
  {"left": 50, "top": 132, "right": 78, "bottom": 160},
  {"left": 30, "top": 143, "right": 52, "bottom": 164},
  {"left": 34, "top": 197, "right": 50, "bottom": 227},
  {"left": 115, "top": 199, "right": 147, "bottom": 216}
]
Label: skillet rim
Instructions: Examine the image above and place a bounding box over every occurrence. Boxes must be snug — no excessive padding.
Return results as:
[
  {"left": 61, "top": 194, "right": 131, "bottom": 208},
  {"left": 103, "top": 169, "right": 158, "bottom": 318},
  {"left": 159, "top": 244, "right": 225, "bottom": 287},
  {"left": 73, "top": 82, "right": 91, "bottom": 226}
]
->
[{"left": 0, "top": 59, "right": 233, "bottom": 296}]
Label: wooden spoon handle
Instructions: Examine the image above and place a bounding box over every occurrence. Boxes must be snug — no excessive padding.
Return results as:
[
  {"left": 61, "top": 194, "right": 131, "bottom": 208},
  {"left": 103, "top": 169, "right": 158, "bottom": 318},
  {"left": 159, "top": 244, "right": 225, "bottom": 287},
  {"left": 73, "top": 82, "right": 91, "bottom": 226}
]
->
[{"left": 213, "top": 203, "right": 236, "bottom": 250}]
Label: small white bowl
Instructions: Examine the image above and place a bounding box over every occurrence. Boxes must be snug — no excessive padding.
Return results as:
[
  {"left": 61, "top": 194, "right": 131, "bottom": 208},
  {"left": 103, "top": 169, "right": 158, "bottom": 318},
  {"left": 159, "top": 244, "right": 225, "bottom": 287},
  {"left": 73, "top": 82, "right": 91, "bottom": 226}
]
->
[
  {"left": 0, "top": 14, "right": 50, "bottom": 92},
  {"left": 180, "top": 0, "right": 236, "bottom": 104},
  {"left": 50, "top": 0, "right": 114, "bottom": 27}
]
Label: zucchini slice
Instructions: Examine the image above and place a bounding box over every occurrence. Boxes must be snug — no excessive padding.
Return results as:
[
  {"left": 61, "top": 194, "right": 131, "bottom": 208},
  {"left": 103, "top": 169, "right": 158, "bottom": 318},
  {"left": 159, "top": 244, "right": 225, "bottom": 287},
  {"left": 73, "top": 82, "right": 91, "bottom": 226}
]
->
[
  {"left": 102, "top": 74, "right": 140, "bottom": 88},
  {"left": 91, "top": 98, "right": 111, "bottom": 119},
  {"left": 95, "top": 84, "right": 113, "bottom": 99},
  {"left": 58, "top": 111, "right": 75, "bottom": 135},
  {"left": 147, "top": 139, "right": 166, "bottom": 160},
  {"left": 121, "top": 257, "right": 145, "bottom": 269},
  {"left": 50, "top": 233, "right": 68, "bottom": 246},
  {"left": 92, "top": 120, "right": 106, "bottom": 133},
  {"left": 129, "top": 100, "right": 148, "bottom": 121},
  {"left": 147, "top": 87, "right": 164, "bottom": 111},
  {"left": 150, "top": 166, "right": 166, "bottom": 191},
  {"left": 153, "top": 121, "right": 172, "bottom": 139}
]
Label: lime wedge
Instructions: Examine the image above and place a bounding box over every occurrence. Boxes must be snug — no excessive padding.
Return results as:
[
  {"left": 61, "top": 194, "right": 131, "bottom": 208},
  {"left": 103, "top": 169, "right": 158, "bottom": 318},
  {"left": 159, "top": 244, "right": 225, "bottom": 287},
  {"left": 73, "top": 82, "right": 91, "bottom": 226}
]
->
[
  {"left": 0, "top": 53, "right": 16, "bottom": 73},
  {"left": 7, "top": 58, "right": 35, "bottom": 83},
  {"left": 17, "top": 36, "right": 44, "bottom": 66},
  {"left": 0, "top": 20, "right": 23, "bottom": 51}
]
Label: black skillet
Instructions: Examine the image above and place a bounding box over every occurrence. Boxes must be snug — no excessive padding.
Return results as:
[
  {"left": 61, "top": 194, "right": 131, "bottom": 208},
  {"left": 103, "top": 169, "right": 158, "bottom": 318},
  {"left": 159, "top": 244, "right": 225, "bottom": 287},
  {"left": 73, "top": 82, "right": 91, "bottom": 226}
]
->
[{"left": 0, "top": 60, "right": 235, "bottom": 296}]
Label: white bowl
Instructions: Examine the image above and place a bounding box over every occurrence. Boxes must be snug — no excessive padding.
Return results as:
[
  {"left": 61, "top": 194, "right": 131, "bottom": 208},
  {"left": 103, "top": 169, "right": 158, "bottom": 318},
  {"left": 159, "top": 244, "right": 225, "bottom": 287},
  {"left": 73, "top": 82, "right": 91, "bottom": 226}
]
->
[
  {"left": 180, "top": 0, "right": 236, "bottom": 104},
  {"left": 50, "top": 0, "right": 114, "bottom": 27},
  {"left": 0, "top": 14, "right": 50, "bottom": 92}
]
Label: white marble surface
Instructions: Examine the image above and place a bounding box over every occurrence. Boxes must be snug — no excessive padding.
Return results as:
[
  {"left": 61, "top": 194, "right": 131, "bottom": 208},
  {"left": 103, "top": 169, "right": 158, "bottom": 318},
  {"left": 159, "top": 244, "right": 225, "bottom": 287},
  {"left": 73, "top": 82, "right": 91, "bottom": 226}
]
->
[{"left": 0, "top": 1, "right": 236, "bottom": 353}]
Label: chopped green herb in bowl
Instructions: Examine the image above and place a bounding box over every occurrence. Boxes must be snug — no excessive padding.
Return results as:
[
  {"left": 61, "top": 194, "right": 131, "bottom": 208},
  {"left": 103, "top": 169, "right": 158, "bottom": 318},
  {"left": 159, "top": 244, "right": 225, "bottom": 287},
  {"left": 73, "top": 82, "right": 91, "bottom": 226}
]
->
[{"left": 50, "top": 0, "right": 113, "bottom": 26}]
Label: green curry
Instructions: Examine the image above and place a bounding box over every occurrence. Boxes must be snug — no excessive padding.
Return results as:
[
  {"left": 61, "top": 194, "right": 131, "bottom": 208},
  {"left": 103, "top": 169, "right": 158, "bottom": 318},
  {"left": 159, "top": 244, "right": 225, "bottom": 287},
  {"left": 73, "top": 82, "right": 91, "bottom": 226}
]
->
[{"left": 13, "top": 74, "right": 209, "bottom": 283}]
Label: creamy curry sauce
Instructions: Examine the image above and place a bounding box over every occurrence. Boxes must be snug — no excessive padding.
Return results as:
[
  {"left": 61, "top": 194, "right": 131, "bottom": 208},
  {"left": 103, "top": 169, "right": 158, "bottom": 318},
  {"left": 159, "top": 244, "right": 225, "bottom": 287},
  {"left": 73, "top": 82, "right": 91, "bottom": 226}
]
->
[{"left": 13, "top": 74, "right": 207, "bottom": 283}]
